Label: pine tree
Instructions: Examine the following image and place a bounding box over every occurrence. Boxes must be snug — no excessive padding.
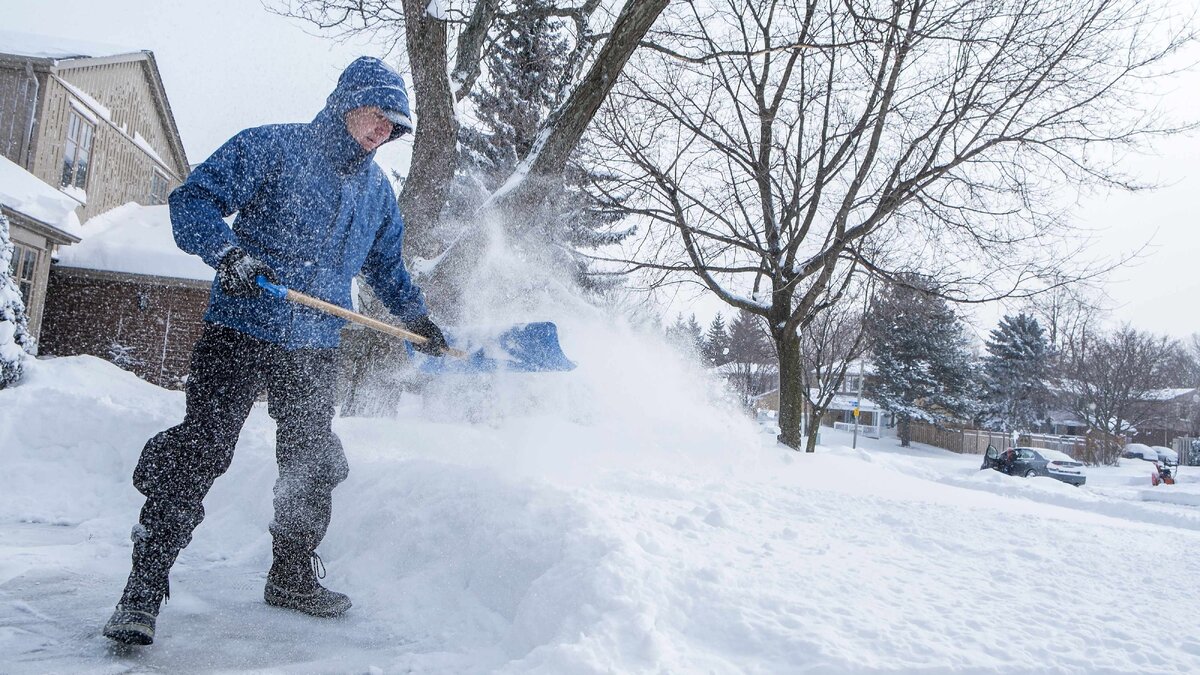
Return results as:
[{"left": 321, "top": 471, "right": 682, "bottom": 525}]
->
[
  {"left": 0, "top": 211, "right": 35, "bottom": 389},
  {"left": 703, "top": 313, "right": 730, "bottom": 366},
  {"left": 980, "top": 313, "right": 1052, "bottom": 432},
  {"left": 865, "top": 276, "right": 977, "bottom": 446},
  {"left": 728, "top": 309, "right": 771, "bottom": 365},
  {"left": 666, "top": 312, "right": 705, "bottom": 359},
  {"left": 454, "top": 0, "right": 632, "bottom": 290},
  {"left": 685, "top": 314, "right": 704, "bottom": 355},
  {"left": 726, "top": 309, "right": 775, "bottom": 404}
]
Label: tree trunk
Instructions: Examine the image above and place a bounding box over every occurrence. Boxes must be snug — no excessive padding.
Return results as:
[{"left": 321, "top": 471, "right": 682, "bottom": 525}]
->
[
  {"left": 804, "top": 418, "right": 821, "bottom": 454},
  {"left": 898, "top": 415, "right": 912, "bottom": 447},
  {"left": 777, "top": 335, "right": 805, "bottom": 450},
  {"left": 398, "top": 0, "right": 459, "bottom": 260}
]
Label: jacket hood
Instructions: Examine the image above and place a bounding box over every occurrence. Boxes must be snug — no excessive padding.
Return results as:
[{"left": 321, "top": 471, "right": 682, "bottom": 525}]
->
[
  {"left": 324, "top": 57, "right": 413, "bottom": 137},
  {"left": 311, "top": 57, "right": 413, "bottom": 171}
]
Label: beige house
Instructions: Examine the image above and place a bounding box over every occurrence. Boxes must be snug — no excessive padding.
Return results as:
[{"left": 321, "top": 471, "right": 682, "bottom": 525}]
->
[{"left": 0, "top": 31, "right": 189, "bottom": 339}]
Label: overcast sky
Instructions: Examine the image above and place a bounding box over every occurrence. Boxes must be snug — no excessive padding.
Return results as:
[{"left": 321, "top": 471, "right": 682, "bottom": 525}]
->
[{"left": 4, "top": 0, "right": 1198, "bottom": 339}]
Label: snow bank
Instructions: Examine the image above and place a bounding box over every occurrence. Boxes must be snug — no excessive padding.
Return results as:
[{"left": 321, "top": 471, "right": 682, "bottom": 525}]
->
[
  {"left": 5, "top": 355, "right": 1200, "bottom": 672},
  {"left": 55, "top": 203, "right": 215, "bottom": 281}
]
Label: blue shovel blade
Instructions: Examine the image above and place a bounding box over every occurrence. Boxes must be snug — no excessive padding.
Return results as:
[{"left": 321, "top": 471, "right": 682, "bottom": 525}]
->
[{"left": 405, "top": 322, "right": 576, "bottom": 374}]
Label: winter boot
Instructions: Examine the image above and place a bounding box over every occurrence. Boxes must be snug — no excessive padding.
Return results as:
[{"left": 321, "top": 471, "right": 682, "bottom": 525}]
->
[
  {"left": 264, "top": 545, "right": 352, "bottom": 618},
  {"left": 103, "top": 529, "right": 175, "bottom": 646}
]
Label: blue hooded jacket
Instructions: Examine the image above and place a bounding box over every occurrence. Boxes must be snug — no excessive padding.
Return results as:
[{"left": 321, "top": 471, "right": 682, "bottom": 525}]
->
[{"left": 169, "top": 57, "right": 425, "bottom": 349}]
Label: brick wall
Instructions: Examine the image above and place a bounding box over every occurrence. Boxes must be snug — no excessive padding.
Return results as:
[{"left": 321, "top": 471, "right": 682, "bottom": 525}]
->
[{"left": 40, "top": 268, "right": 210, "bottom": 388}]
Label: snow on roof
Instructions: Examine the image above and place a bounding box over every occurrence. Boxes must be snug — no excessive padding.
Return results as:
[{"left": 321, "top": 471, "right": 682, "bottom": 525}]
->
[
  {"left": 55, "top": 203, "right": 214, "bottom": 282},
  {"left": 1143, "top": 388, "right": 1197, "bottom": 402},
  {"left": 748, "top": 388, "right": 879, "bottom": 410},
  {"left": 0, "top": 154, "right": 82, "bottom": 239},
  {"left": 0, "top": 30, "right": 140, "bottom": 61},
  {"left": 827, "top": 393, "right": 879, "bottom": 411}
]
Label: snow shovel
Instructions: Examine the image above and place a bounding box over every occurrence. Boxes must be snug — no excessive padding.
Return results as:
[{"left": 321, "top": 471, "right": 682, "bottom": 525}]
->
[{"left": 256, "top": 276, "right": 575, "bottom": 373}]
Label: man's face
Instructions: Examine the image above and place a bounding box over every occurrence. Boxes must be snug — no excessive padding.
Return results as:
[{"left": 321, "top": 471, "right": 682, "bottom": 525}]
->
[{"left": 344, "top": 106, "right": 396, "bottom": 152}]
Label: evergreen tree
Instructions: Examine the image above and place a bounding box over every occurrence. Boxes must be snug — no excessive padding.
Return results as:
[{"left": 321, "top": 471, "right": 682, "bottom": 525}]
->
[
  {"left": 980, "top": 313, "right": 1052, "bottom": 432},
  {"left": 703, "top": 313, "right": 730, "bottom": 366},
  {"left": 685, "top": 314, "right": 704, "bottom": 354},
  {"left": 666, "top": 312, "right": 705, "bottom": 358},
  {"left": 727, "top": 309, "right": 775, "bottom": 403},
  {"left": 728, "top": 309, "right": 772, "bottom": 365},
  {"left": 865, "top": 276, "right": 977, "bottom": 446},
  {"left": 0, "top": 211, "right": 34, "bottom": 389},
  {"left": 454, "top": 0, "right": 632, "bottom": 290}
]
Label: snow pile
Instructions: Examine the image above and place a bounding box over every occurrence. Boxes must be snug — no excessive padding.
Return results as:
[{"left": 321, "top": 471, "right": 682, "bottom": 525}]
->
[
  {"left": 0, "top": 154, "right": 82, "bottom": 238},
  {"left": 56, "top": 202, "right": 215, "bottom": 281},
  {"left": 4, "top": 353, "right": 1200, "bottom": 672}
]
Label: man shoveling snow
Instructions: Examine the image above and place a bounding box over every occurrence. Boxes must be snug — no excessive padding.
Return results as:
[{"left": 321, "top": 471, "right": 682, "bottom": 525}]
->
[{"left": 103, "top": 57, "right": 448, "bottom": 646}]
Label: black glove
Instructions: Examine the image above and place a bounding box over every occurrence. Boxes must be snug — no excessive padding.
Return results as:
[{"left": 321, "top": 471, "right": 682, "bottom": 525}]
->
[
  {"left": 407, "top": 314, "right": 448, "bottom": 356},
  {"left": 216, "top": 247, "right": 279, "bottom": 298}
]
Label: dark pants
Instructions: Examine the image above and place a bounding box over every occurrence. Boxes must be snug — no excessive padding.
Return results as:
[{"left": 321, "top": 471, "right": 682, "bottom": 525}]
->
[{"left": 128, "top": 323, "right": 348, "bottom": 595}]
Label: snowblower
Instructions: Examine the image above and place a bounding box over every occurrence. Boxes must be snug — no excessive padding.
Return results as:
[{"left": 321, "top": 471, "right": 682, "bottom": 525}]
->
[{"left": 256, "top": 276, "right": 575, "bottom": 373}]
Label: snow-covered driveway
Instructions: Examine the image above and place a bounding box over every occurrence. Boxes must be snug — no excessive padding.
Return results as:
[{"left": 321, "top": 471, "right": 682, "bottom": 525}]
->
[{"left": 2, "top": 357, "right": 1199, "bottom": 673}]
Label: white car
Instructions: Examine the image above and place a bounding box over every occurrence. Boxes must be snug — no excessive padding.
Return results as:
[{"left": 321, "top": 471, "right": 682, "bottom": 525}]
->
[
  {"left": 1151, "top": 446, "right": 1179, "bottom": 466},
  {"left": 1122, "top": 444, "right": 1159, "bottom": 463}
]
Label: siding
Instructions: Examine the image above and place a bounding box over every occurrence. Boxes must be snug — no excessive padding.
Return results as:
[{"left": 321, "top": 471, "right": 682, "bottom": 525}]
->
[
  {"left": 40, "top": 268, "right": 210, "bottom": 388},
  {"left": 27, "top": 61, "right": 185, "bottom": 221},
  {"left": 0, "top": 66, "right": 42, "bottom": 166}
]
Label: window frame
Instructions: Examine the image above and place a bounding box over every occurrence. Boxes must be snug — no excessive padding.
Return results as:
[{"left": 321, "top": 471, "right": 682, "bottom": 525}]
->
[
  {"left": 7, "top": 242, "right": 39, "bottom": 308},
  {"left": 148, "top": 169, "right": 169, "bottom": 205},
  {"left": 61, "top": 106, "right": 96, "bottom": 191}
]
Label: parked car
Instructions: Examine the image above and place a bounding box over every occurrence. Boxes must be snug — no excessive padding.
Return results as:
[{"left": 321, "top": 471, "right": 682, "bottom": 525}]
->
[
  {"left": 1123, "top": 443, "right": 1159, "bottom": 462},
  {"left": 1151, "top": 446, "right": 1179, "bottom": 467},
  {"left": 981, "top": 445, "right": 1087, "bottom": 486}
]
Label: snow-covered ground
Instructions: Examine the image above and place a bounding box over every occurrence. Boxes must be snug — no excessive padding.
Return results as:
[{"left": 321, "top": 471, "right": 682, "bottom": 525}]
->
[{"left": 3, "top": 353, "right": 1200, "bottom": 674}]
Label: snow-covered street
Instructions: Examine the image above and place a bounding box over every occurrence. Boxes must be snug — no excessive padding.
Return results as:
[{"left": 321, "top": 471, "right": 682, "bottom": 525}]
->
[{"left": 3, "top": 355, "right": 1199, "bottom": 674}]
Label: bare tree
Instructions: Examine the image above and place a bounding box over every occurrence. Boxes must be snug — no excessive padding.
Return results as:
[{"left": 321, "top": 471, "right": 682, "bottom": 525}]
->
[
  {"left": 797, "top": 277, "right": 873, "bottom": 453},
  {"left": 587, "top": 0, "right": 1190, "bottom": 449},
  {"left": 1060, "top": 325, "right": 1181, "bottom": 463},
  {"left": 1020, "top": 275, "right": 1110, "bottom": 356}
]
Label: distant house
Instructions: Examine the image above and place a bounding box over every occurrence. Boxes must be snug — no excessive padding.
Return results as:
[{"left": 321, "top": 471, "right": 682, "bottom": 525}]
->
[
  {"left": 753, "top": 360, "right": 891, "bottom": 433},
  {"left": 0, "top": 30, "right": 190, "bottom": 343},
  {"left": 40, "top": 204, "right": 211, "bottom": 388}
]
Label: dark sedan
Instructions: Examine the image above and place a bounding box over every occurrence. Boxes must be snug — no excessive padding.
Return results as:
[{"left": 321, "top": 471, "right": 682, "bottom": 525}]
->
[{"left": 981, "top": 446, "right": 1087, "bottom": 486}]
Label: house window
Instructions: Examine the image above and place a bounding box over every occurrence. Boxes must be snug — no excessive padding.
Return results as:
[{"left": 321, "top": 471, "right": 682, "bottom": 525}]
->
[
  {"left": 61, "top": 107, "right": 95, "bottom": 190},
  {"left": 7, "top": 243, "right": 39, "bottom": 307},
  {"left": 148, "top": 170, "right": 169, "bottom": 205}
]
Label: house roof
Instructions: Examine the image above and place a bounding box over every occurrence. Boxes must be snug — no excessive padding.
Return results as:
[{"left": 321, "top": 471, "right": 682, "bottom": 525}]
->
[
  {"left": 749, "top": 387, "right": 879, "bottom": 411},
  {"left": 55, "top": 203, "right": 214, "bottom": 282},
  {"left": 0, "top": 154, "right": 81, "bottom": 244},
  {"left": 1143, "top": 387, "right": 1198, "bottom": 402},
  {"left": 0, "top": 30, "right": 190, "bottom": 178},
  {"left": 0, "top": 30, "right": 141, "bottom": 62}
]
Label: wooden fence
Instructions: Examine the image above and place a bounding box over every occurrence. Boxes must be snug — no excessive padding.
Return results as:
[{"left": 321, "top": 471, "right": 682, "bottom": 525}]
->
[{"left": 909, "top": 422, "right": 1123, "bottom": 464}]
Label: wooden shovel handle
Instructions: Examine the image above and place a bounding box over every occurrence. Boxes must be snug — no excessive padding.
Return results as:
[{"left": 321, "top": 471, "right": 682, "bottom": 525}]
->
[{"left": 258, "top": 277, "right": 466, "bottom": 358}]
